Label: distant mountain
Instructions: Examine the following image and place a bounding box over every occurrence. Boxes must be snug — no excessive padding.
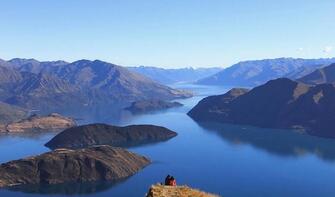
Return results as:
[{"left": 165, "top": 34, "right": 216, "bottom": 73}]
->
[
  {"left": 8, "top": 58, "right": 68, "bottom": 74},
  {"left": 0, "top": 59, "right": 191, "bottom": 112},
  {"left": 298, "top": 63, "right": 335, "bottom": 85},
  {"left": 0, "top": 64, "right": 23, "bottom": 85},
  {"left": 0, "top": 68, "right": 89, "bottom": 110},
  {"left": 197, "top": 58, "right": 335, "bottom": 87},
  {"left": 42, "top": 60, "right": 191, "bottom": 101},
  {"left": 128, "top": 66, "right": 221, "bottom": 84},
  {"left": 189, "top": 78, "right": 335, "bottom": 138}
]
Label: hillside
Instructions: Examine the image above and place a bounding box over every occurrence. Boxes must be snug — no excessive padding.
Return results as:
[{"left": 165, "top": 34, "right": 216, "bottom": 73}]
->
[
  {"left": 43, "top": 60, "right": 191, "bottom": 100},
  {"left": 0, "top": 101, "right": 27, "bottom": 124},
  {"left": 298, "top": 63, "right": 335, "bottom": 85},
  {"left": 189, "top": 78, "right": 335, "bottom": 138},
  {"left": 0, "top": 71, "right": 89, "bottom": 110},
  {"left": 146, "top": 184, "right": 220, "bottom": 197},
  {"left": 0, "top": 59, "right": 191, "bottom": 111}
]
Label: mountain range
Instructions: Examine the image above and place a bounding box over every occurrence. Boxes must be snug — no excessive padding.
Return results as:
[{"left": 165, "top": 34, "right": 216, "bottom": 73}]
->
[
  {"left": 128, "top": 66, "right": 221, "bottom": 84},
  {"left": 0, "top": 58, "right": 191, "bottom": 113},
  {"left": 197, "top": 58, "right": 335, "bottom": 87}
]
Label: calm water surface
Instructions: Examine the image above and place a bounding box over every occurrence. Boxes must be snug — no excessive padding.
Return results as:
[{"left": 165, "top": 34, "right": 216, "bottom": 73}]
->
[{"left": 1, "top": 84, "right": 335, "bottom": 197}]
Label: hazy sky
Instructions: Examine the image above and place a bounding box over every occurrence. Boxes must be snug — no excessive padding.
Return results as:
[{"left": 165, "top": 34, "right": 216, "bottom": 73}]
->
[{"left": 0, "top": 0, "right": 334, "bottom": 68}]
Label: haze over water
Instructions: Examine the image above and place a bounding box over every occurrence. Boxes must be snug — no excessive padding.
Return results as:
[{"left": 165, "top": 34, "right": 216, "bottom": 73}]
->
[{"left": 1, "top": 84, "right": 335, "bottom": 197}]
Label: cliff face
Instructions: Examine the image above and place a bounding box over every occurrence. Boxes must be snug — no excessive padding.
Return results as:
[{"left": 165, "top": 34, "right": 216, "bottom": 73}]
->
[
  {"left": 146, "top": 184, "right": 220, "bottom": 197},
  {"left": 189, "top": 78, "right": 335, "bottom": 138},
  {"left": 45, "top": 123, "right": 177, "bottom": 149},
  {"left": 0, "top": 113, "right": 76, "bottom": 133},
  {"left": 0, "top": 145, "right": 150, "bottom": 187}
]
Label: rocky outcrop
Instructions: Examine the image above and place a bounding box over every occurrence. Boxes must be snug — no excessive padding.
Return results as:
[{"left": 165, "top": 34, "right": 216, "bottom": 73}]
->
[
  {"left": 0, "top": 113, "right": 76, "bottom": 133},
  {"left": 0, "top": 145, "right": 150, "bottom": 187},
  {"left": 189, "top": 78, "right": 335, "bottom": 138},
  {"left": 125, "top": 99, "right": 183, "bottom": 113},
  {"left": 146, "top": 184, "right": 220, "bottom": 197},
  {"left": 45, "top": 123, "right": 177, "bottom": 149}
]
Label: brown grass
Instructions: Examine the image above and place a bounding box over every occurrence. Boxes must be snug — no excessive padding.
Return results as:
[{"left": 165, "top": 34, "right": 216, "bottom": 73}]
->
[{"left": 146, "top": 184, "right": 221, "bottom": 197}]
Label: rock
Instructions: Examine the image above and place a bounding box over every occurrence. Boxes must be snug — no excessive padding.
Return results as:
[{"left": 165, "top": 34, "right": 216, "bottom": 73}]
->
[
  {"left": 189, "top": 78, "right": 335, "bottom": 138},
  {"left": 0, "top": 113, "right": 76, "bottom": 133},
  {"left": 45, "top": 123, "right": 177, "bottom": 149},
  {"left": 125, "top": 99, "right": 183, "bottom": 113},
  {"left": 0, "top": 145, "right": 150, "bottom": 187},
  {"left": 146, "top": 184, "right": 220, "bottom": 197}
]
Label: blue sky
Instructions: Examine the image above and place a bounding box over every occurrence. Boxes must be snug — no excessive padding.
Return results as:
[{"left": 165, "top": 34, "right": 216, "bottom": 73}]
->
[{"left": 0, "top": 0, "right": 334, "bottom": 68}]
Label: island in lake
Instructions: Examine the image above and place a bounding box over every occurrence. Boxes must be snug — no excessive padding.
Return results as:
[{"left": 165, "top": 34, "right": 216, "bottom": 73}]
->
[
  {"left": 0, "top": 113, "right": 76, "bottom": 133},
  {"left": 0, "top": 145, "right": 150, "bottom": 187},
  {"left": 125, "top": 99, "right": 183, "bottom": 114},
  {"left": 45, "top": 123, "right": 177, "bottom": 149}
]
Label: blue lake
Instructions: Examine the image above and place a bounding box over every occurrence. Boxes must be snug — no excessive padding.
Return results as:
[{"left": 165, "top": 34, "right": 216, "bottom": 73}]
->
[{"left": 1, "top": 84, "right": 335, "bottom": 197}]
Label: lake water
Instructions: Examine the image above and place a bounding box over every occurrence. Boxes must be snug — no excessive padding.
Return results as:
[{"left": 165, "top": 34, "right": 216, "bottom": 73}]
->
[{"left": 1, "top": 84, "right": 335, "bottom": 197}]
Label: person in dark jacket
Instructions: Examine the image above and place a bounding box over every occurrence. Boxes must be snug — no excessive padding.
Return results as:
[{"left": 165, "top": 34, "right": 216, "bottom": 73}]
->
[
  {"left": 168, "top": 176, "right": 176, "bottom": 186},
  {"left": 164, "top": 175, "right": 171, "bottom": 185}
]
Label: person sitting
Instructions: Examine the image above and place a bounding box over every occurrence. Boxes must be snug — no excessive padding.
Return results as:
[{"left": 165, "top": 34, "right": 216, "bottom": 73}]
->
[
  {"left": 168, "top": 176, "right": 177, "bottom": 186},
  {"left": 164, "top": 175, "right": 171, "bottom": 185}
]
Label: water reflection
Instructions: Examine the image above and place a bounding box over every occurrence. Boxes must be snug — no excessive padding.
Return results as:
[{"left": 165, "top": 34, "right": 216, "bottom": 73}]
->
[
  {"left": 34, "top": 102, "right": 133, "bottom": 125},
  {"left": 7, "top": 180, "right": 124, "bottom": 195},
  {"left": 197, "top": 121, "right": 335, "bottom": 161}
]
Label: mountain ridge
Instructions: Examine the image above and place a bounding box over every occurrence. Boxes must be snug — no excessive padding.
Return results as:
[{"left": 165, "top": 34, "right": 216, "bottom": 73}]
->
[
  {"left": 298, "top": 63, "right": 335, "bottom": 85},
  {"left": 197, "top": 57, "right": 335, "bottom": 86},
  {"left": 189, "top": 78, "right": 335, "bottom": 138},
  {"left": 0, "top": 58, "right": 191, "bottom": 112}
]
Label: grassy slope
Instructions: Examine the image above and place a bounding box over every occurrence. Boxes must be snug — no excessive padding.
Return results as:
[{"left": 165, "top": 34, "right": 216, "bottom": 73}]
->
[{"left": 147, "top": 184, "right": 220, "bottom": 197}]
